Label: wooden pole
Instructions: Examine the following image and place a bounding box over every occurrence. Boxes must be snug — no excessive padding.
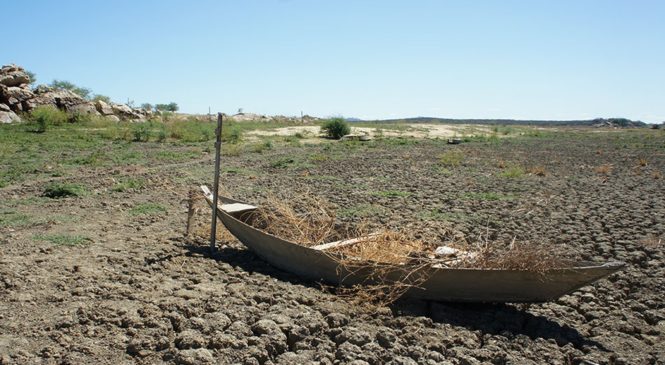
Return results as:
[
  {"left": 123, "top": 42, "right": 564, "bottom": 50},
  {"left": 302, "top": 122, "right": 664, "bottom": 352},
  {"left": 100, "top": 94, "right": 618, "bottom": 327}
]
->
[{"left": 210, "top": 113, "right": 223, "bottom": 252}]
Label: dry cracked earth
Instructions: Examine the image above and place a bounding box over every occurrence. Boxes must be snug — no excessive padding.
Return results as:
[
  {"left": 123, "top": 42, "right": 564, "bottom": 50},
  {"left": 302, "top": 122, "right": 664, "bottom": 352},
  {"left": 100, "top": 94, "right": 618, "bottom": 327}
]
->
[{"left": 1, "top": 130, "right": 664, "bottom": 364}]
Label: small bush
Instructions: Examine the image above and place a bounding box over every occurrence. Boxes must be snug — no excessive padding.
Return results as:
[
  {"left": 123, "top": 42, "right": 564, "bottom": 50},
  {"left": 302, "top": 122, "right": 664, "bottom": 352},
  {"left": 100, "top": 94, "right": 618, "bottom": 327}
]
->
[
  {"left": 132, "top": 124, "right": 151, "bottom": 142},
  {"left": 321, "top": 118, "right": 351, "bottom": 139},
  {"left": 43, "top": 183, "right": 87, "bottom": 198},
  {"left": 30, "top": 106, "right": 68, "bottom": 132}
]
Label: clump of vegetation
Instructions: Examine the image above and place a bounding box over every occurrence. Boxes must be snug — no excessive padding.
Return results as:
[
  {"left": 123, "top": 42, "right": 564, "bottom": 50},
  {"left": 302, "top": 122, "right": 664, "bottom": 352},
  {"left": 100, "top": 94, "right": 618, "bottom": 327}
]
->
[
  {"left": 439, "top": 150, "right": 464, "bottom": 167},
  {"left": 43, "top": 183, "right": 87, "bottom": 198},
  {"left": 34, "top": 234, "right": 91, "bottom": 246},
  {"left": 321, "top": 118, "right": 351, "bottom": 139},
  {"left": 594, "top": 164, "right": 613, "bottom": 175},
  {"left": 30, "top": 106, "right": 68, "bottom": 132},
  {"left": 129, "top": 203, "right": 167, "bottom": 216},
  {"left": 252, "top": 140, "right": 272, "bottom": 153},
  {"left": 155, "top": 102, "right": 179, "bottom": 112},
  {"left": 528, "top": 166, "right": 547, "bottom": 176},
  {"left": 112, "top": 178, "right": 145, "bottom": 192},
  {"left": 373, "top": 190, "right": 411, "bottom": 198},
  {"left": 500, "top": 166, "right": 525, "bottom": 178},
  {"left": 270, "top": 157, "right": 295, "bottom": 168}
]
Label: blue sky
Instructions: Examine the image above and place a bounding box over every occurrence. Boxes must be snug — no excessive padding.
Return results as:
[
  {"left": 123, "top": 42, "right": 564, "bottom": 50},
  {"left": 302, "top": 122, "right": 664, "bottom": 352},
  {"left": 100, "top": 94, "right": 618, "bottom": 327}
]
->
[{"left": 5, "top": 0, "right": 665, "bottom": 122}]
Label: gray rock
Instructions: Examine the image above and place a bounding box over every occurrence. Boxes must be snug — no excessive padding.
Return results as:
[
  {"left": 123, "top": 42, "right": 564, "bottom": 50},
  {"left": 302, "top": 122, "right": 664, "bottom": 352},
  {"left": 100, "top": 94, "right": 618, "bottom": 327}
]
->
[
  {"left": 0, "top": 64, "right": 30, "bottom": 87},
  {"left": 0, "top": 110, "right": 20, "bottom": 124},
  {"left": 69, "top": 102, "right": 101, "bottom": 116},
  {"left": 95, "top": 100, "right": 114, "bottom": 115},
  {"left": 0, "top": 103, "right": 10, "bottom": 112},
  {"left": 175, "top": 348, "right": 214, "bottom": 365}
]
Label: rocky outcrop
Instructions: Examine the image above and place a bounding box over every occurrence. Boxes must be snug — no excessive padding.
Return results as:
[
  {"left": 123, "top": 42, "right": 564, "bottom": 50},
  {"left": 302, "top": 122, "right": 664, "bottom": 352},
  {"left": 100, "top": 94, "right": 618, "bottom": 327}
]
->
[
  {"left": 0, "top": 63, "right": 151, "bottom": 123},
  {"left": 0, "top": 64, "right": 31, "bottom": 87}
]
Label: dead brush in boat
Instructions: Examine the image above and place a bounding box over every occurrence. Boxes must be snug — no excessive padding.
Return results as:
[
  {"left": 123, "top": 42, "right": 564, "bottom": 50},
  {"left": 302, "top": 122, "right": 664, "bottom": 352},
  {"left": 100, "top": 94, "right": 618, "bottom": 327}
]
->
[
  {"left": 327, "top": 230, "right": 435, "bottom": 305},
  {"left": 462, "top": 239, "right": 568, "bottom": 274},
  {"left": 246, "top": 194, "right": 346, "bottom": 246}
]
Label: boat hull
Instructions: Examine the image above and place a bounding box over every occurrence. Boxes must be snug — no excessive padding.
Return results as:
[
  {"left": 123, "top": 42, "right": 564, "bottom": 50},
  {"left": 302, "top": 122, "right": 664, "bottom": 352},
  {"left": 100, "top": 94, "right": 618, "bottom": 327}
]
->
[{"left": 208, "top": 193, "right": 624, "bottom": 303}]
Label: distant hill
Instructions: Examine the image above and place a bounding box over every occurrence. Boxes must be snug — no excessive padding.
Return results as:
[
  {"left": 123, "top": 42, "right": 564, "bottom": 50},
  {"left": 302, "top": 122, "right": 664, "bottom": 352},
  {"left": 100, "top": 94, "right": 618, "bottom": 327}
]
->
[{"left": 353, "top": 117, "right": 648, "bottom": 128}]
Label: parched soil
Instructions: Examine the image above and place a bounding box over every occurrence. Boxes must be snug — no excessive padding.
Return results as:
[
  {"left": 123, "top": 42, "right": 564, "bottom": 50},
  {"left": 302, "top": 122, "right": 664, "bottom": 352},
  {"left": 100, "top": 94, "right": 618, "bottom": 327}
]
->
[{"left": 1, "top": 130, "right": 664, "bottom": 364}]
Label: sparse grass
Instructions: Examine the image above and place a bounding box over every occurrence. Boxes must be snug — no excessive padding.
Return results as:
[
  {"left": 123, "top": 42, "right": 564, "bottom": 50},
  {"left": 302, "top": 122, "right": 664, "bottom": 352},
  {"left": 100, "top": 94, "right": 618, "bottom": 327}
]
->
[
  {"left": 338, "top": 204, "right": 386, "bottom": 219},
  {"left": 439, "top": 150, "right": 464, "bottom": 167},
  {"left": 43, "top": 183, "right": 87, "bottom": 198},
  {"left": 129, "top": 203, "right": 167, "bottom": 216},
  {"left": 499, "top": 166, "right": 525, "bottom": 178},
  {"left": 0, "top": 210, "right": 32, "bottom": 228},
  {"left": 270, "top": 157, "right": 295, "bottom": 168},
  {"left": 34, "top": 234, "right": 91, "bottom": 246},
  {"left": 111, "top": 178, "right": 145, "bottom": 192},
  {"left": 223, "top": 144, "right": 242, "bottom": 156}
]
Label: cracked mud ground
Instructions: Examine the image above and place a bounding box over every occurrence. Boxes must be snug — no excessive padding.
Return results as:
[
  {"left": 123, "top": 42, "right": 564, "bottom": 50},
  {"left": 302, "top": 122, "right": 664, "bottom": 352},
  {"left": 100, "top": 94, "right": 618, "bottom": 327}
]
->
[{"left": 1, "top": 130, "right": 663, "bottom": 364}]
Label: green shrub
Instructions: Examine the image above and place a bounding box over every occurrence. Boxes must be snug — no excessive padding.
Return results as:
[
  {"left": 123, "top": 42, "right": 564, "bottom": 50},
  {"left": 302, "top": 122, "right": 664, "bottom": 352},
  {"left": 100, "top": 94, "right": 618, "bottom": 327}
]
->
[
  {"left": 43, "top": 183, "right": 87, "bottom": 198},
  {"left": 132, "top": 123, "right": 151, "bottom": 142},
  {"left": 321, "top": 118, "right": 351, "bottom": 139},
  {"left": 50, "top": 80, "right": 91, "bottom": 99},
  {"left": 30, "top": 106, "right": 68, "bottom": 132}
]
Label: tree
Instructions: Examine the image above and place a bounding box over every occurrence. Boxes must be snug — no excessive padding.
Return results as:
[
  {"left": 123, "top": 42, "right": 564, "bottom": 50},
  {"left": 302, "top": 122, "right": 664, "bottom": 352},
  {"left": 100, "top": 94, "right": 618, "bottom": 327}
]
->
[
  {"left": 50, "top": 80, "right": 91, "bottom": 99},
  {"left": 140, "top": 103, "right": 153, "bottom": 111},
  {"left": 26, "top": 70, "right": 36, "bottom": 84},
  {"left": 155, "top": 102, "right": 179, "bottom": 112}
]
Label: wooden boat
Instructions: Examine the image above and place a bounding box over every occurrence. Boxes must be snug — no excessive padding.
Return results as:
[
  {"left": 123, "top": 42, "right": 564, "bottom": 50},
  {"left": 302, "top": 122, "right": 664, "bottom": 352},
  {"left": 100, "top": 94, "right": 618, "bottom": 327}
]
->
[{"left": 201, "top": 186, "right": 624, "bottom": 303}]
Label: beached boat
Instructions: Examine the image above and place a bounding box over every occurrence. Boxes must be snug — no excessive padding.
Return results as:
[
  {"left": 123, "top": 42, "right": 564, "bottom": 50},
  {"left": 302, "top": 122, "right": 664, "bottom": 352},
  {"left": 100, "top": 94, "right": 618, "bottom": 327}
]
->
[{"left": 201, "top": 186, "right": 624, "bottom": 303}]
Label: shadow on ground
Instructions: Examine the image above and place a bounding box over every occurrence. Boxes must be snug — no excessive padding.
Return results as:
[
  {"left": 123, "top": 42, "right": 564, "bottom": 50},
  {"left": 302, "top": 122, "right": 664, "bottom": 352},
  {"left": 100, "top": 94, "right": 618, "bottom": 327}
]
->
[{"left": 177, "top": 239, "right": 606, "bottom": 351}]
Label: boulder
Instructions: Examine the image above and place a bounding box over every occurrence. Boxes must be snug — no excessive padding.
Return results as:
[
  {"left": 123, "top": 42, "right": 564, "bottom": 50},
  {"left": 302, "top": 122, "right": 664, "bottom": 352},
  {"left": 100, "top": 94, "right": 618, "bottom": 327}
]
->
[
  {"left": 0, "top": 110, "right": 21, "bottom": 124},
  {"left": 95, "top": 100, "right": 114, "bottom": 115},
  {"left": 69, "top": 102, "right": 101, "bottom": 116},
  {"left": 3, "top": 86, "right": 34, "bottom": 105},
  {"left": 106, "top": 115, "right": 121, "bottom": 122},
  {"left": 0, "top": 103, "right": 10, "bottom": 112},
  {"left": 0, "top": 64, "right": 30, "bottom": 87}
]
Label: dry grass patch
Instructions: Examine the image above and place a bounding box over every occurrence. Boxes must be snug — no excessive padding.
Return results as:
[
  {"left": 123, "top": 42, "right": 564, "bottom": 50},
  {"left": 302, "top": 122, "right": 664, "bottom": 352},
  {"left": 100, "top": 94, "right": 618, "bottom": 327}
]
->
[{"left": 594, "top": 164, "right": 613, "bottom": 175}]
